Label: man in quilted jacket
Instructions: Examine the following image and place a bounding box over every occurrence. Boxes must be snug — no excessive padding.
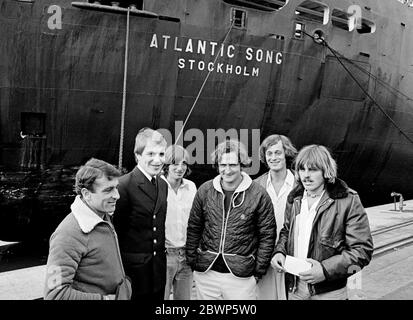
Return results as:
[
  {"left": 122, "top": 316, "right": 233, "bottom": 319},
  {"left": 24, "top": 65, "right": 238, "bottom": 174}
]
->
[{"left": 186, "top": 139, "right": 276, "bottom": 300}]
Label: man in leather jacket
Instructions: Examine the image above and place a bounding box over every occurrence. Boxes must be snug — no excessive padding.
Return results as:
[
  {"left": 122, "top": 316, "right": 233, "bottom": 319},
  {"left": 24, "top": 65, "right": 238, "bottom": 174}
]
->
[{"left": 272, "top": 145, "right": 373, "bottom": 300}]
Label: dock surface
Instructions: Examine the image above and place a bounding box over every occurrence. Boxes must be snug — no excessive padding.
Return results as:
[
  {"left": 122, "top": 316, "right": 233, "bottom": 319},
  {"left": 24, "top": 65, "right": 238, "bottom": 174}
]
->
[
  {"left": 348, "top": 199, "right": 413, "bottom": 299},
  {"left": 0, "top": 265, "right": 45, "bottom": 300},
  {"left": 365, "top": 199, "right": 413, "bottom": 233}
]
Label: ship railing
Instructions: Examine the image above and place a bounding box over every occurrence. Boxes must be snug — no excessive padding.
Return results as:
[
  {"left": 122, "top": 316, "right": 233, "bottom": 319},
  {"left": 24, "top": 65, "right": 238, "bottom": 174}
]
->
[
  {"left": 71, "top": 1, "right": 158, "bottom": 17},
  {"left": 223, "top": 0, "right": 287, "bottom": 12}
]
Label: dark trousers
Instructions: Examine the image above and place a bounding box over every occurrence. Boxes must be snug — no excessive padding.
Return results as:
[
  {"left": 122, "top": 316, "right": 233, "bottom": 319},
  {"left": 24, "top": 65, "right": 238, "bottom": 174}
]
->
[{"left": 132, "top": 289, "right": 164, "bottom": 301}]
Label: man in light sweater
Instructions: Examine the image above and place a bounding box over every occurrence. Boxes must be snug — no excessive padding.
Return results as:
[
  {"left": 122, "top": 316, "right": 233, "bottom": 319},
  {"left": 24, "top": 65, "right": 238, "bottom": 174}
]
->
[{"left": 44, "top": 158, "right": 131, "bottom": 300}]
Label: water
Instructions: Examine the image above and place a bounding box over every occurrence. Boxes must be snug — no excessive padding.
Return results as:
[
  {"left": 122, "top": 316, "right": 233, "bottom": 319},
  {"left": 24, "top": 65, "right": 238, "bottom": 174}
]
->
[{"left": 0, "top": 241, "right": 48, "bottom": 273}]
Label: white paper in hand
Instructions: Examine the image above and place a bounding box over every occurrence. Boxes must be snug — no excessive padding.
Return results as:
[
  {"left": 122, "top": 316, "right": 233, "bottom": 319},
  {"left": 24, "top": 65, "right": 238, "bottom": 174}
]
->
[{"left": 284, "top": 255, "right": 312, "bottom": 276}]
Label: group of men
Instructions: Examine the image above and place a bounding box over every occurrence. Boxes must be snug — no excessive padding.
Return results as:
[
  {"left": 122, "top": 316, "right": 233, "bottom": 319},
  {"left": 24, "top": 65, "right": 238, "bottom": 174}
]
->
[{"left": 43, "top": 127, "right": 373, "bottom": 301}]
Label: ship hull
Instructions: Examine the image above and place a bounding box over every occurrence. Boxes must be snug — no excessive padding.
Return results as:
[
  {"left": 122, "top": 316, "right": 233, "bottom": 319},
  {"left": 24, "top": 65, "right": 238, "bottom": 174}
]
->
[{"left": 1, "top": 0, "right": 413, "bottom": 241}]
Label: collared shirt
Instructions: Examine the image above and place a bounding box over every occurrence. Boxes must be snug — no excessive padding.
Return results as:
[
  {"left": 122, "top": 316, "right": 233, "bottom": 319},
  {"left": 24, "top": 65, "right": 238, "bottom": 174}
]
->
[
  {"left": 162, "top": 176, "right": 197, "bottom": 248},
  {"left": 137, "top": 163, "right": 154, "bottom": 182},
  {"left": 296, "top": 190, "right": 325, "bottom": 259},
  {"left": 265, "top": 169, "right": 295, "bottom": 236}
]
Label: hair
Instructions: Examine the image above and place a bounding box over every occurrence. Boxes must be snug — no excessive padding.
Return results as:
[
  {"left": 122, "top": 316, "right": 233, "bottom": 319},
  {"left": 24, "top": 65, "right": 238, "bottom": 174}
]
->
[
  {"left": 294, "top": 145, "right": 337, "bottom": 184},
  {"left": 211, "top": 139, "right": 252, "bottom": 168},
  {"left": 133, "top": 127, "right": 167, "bottom": 156},
  {"left": 259, "top": 134, "right": 298, "bottom": 169},
  {"left": 163, "top": 144, "right": 192, "bottom": 177},
  {"left": 74, "top": 158, "right": 121, "bottom": 196}
]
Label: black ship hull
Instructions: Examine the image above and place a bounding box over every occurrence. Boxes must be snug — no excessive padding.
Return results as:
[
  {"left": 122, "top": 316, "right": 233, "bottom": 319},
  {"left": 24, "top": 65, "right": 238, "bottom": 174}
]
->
[{"left": 1, "top": 0, "right": 413, "bottom": 242}]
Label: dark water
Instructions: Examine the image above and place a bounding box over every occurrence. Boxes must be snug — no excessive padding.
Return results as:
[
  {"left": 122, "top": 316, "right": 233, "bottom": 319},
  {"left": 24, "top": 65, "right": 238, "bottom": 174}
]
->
[{"left": 0, "top": 241, "right": 48, "bottom": 272}]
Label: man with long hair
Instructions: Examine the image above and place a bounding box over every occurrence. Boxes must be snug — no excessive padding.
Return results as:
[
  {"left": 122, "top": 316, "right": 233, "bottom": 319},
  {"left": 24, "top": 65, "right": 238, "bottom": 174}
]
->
[
  {"left": 255, "top": 134, "right": 297, "bottom": 300},
  {"left": 272, "top": 145, "right": 373, "bottom": 300},
  {"left": 162, "top": 145, "right": 197, "bottom": 300}
]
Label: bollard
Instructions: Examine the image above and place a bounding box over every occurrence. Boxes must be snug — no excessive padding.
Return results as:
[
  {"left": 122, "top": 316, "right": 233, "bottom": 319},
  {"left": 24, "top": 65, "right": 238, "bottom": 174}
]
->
[{"left": 390, "top": 192, "right": 404, "bottom": 212}]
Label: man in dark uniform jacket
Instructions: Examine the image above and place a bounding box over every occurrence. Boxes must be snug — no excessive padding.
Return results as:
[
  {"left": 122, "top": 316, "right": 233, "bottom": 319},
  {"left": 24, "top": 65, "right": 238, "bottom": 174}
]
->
[{"left": 114, "top": 128, "right": 168, "bottom": 301}]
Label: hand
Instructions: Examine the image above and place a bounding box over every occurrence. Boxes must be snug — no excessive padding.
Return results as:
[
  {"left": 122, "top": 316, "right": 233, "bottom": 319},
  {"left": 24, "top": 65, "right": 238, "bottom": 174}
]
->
[
  {"left": 299, "top": 258, "right": 326, "bottom": 284},
  {"left": 271, "top": 253, "right": 286, "bottom": 273},
  {"left": 115, "top": 277, "right": 132, "bottom": 300}
]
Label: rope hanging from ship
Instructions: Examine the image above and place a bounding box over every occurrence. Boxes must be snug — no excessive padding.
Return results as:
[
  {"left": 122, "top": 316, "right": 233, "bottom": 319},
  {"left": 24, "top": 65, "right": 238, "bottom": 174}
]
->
[
  {"left": 175, "top": 19, "right": 235, "bottom": 144},
  {"left": 117, "top": 15, "right": 234, "bottom": 168},
  {"left": 327, "top": 50, "right": 413, "bottom": 103},
  {"left": 302, "top": 30, "right": 413, "bottom": 145},
  {"left": 118, "top": 8, "right": 131, "bottom": 169}
]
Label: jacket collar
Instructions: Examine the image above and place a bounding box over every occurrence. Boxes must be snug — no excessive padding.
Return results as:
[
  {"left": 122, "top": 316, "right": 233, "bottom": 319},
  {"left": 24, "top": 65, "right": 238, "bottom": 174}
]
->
[
  {"left": 137, "top": 163, "right": 154, "bottom": 182},
  {"left": 287, "top": 178, "right": 349, "bottom": 204},
  {"left": 71, "top": 196, "right": 105, "bottom": 234},
  {"left": 133, "top": 166, "right": 160, "bottom": 184},
  {"left": 213, "top": 171, "right": 252, "bottom": 194},
  {"left": 132, "top": 166, "right": 159, "bottom": 202}
]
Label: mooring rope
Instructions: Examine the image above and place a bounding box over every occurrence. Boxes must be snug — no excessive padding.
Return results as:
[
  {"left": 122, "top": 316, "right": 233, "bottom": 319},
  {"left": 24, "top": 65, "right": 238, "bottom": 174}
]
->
[
  {"left": 118, "top": 8, "right": 131, "bottom": 169},
  {"left": 303, "top": 30, "right": 413, "bottom": 145},
  {"left": 175, "top": 20, "right": 235, "bottom": 144}
]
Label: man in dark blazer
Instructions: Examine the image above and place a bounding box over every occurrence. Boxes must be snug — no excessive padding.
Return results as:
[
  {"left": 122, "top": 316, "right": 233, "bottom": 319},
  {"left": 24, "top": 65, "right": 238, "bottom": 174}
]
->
[{"left": 114, "top": 128, "right": 168, "bottom": 301}]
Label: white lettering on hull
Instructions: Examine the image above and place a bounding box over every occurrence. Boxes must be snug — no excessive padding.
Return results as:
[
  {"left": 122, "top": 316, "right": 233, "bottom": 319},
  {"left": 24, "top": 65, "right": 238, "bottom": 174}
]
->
[
  {"left": 177, "top": 59, "right": 260, "bottom": 77},
  {"left": 149, "top": 34, "right": 283, "bottom": 78}
]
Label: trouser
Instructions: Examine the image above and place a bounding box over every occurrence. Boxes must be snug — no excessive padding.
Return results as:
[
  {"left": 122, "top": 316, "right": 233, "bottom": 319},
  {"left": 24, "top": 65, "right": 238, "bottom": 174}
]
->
[
  {"left": 193, "top": 270, "right": 257, "bottom": 300},
  {"left": 257, "top": 267, "right": 287, "bottom": 300},
  {"left": 132, "top": 290, "right": 164, "bottom": 301},
  {"left": 164, "top": 247, "right": 193, "bottom": 300},
  {"left": 288, "top": 279, "right": 348, "bottom": 300}
]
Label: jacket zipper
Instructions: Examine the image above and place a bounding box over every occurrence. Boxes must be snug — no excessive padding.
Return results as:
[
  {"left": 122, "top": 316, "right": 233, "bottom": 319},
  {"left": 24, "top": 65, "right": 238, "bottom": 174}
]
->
[
  {"left": 290, "top": 199, "right": 300, "bottom": 293},
  {"left": 200, "top": 192, "right": 230, "bottom": 274},
  {"left": 292, "top": 276, "right": 298, "bottom": 293},
  {"left": 220, "top": 191, "right": 237, "bottom": 272},
  {"left": 221, "top": 193, "right": 234, "bottom": 253},
  {"left": 105, "top": 221, "right": 127, "bottom": 279},
  {"left": 308, "top": 283, "right": 315, "bottom": 295},
  {"left": 218, "top": 193, "right": 228, "bottom": 254}
]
